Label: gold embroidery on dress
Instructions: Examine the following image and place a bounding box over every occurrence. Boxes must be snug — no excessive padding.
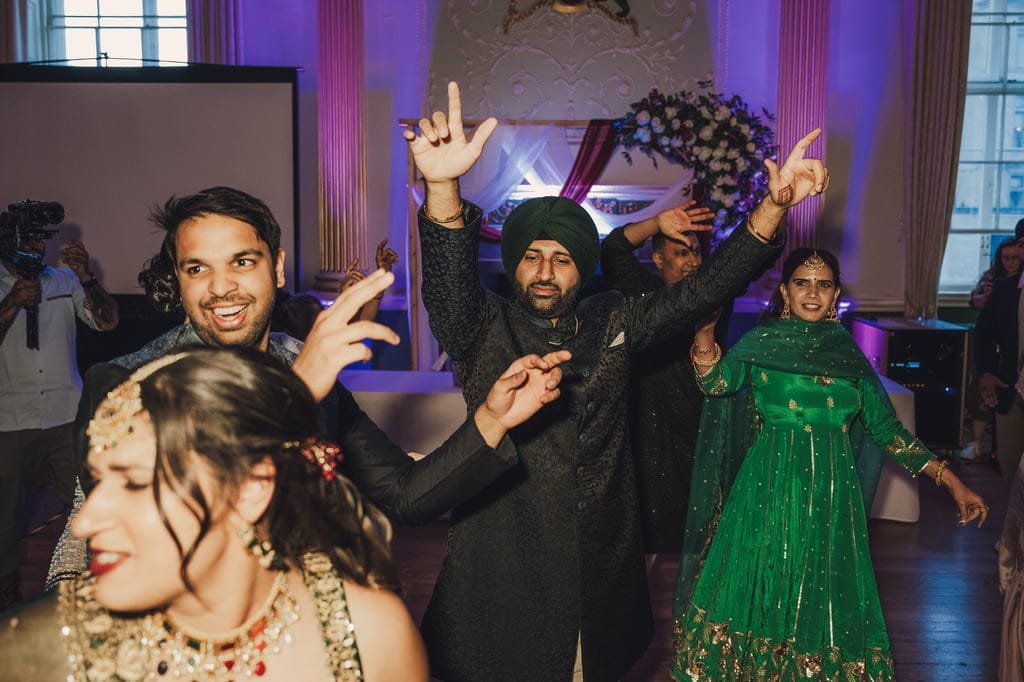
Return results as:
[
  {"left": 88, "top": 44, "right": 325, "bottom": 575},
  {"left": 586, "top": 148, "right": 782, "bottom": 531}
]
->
[
  {"left": 827, "top": 396, "right": 835, "bottom": 408},
  {"left": 788, "top": 399, "right": 797, "bottom": 410},
  {"left": 804, "top": 424, "right": 812, "bottom": 433}
]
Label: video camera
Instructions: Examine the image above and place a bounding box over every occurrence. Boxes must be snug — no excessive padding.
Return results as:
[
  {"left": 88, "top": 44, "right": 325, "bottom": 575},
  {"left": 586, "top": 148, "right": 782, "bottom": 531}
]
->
[
  {"left": 0, "top": 199, "right": 65, "bottom": 349},
  {"left": 0, "top": 200, "right": 65, "bottom": 275}
]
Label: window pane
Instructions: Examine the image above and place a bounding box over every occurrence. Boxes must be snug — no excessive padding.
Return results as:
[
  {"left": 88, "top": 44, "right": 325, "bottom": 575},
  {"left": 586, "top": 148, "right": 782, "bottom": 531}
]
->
[
  {"left": 997, "top": 163, "right": 1024, "bottom": 229},
  {"left": 961, "top": 95, "right": 997, "bottom": 161},
  {"left": 1003, "top": 95, "right": 1024, "bottom": 155},
  {"left": 99, "top": 27, "right": 142, "bottom": 65},
  {"left": 969, "top": 23, "right": 1007, "bottom": 81},
  {"left": 156, "top": 17, "right": 186, "bottom": 27},
  {"left": 158, "top": 28, "right": 187, "bottom": 65},
  {"left": 156, "top": 0, "right": 186, "bottom": 15},
  {"left": 63, "top": 28, "right": 97, "bottom": 65},
  {"left": 939, "top": 233, "right": 987, "bottom": 294},
  {"left": 953, "top": 164, "right": 986, "bottom": 230},
  {"left": 62, "top": 0, "right": 99, "bottom": 15},
  {"left": 99, "top": 0, "right": 142, "bottom": 15}
]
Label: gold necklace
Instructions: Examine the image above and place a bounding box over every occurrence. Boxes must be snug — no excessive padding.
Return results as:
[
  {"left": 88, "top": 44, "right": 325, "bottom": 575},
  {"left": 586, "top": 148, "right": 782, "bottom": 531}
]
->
[{"left": 143, "top": 571, "right": 299, "bottom": 679}]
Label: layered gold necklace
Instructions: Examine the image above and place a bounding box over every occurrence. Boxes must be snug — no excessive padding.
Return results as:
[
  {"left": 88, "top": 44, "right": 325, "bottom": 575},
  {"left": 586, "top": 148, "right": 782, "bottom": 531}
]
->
[{"left": 61, "top": 571, "right": 300, "bottom": 680}]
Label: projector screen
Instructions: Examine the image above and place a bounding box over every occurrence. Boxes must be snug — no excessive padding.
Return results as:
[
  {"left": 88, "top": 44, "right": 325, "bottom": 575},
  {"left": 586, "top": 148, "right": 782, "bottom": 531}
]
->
[{"left": 0, "top": 65, "right": 298, "bottom": 294}]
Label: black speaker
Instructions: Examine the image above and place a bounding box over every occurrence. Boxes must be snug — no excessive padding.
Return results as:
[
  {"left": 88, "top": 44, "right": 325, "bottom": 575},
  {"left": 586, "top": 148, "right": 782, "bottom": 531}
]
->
[{"left": 851, "top": 318, "right": 969, "bottom": 449}]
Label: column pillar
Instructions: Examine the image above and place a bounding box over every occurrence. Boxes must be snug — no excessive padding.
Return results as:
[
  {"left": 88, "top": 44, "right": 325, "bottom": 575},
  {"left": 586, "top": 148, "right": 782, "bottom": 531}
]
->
[{"left": 315, "top": 0, "right": 368, "bottom": 291}]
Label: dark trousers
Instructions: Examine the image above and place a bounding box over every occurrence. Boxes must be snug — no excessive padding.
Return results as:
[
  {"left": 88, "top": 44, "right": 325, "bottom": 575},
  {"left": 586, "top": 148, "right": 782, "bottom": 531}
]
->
[{"left": 0, "top": 423, "right": 76, "bottom": 577}]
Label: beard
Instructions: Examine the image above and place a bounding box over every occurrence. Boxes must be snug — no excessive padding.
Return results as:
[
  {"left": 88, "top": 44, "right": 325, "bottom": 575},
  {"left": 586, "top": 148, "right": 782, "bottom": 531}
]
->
[
  {"left": 514, "top": 279, "right": 581, "bottom": 320},
  {"left": 186, "top": 294, "right": 274, "bottom": 349}
]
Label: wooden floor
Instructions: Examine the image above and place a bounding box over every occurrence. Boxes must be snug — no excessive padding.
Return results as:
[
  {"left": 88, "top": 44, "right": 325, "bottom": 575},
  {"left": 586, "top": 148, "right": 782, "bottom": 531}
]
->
[{"left": 18, "top": 460, "right": 1008, "bottom": 680}]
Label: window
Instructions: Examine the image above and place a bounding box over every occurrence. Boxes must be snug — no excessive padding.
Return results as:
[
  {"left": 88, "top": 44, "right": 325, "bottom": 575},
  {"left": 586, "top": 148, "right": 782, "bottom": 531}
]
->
[
  {"left": 941, "top": 0, "right": 1024, "bottom": 293},
  {"left": 48, "top": 0, "right": 187, "bottom": 67}
]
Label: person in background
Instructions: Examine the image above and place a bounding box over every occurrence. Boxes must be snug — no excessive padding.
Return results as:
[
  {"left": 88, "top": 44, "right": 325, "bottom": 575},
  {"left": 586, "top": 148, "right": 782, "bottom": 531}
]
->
[
  {"left": 964, "top": 238, "right": 1024, "bottom": 462},
  {"left": 0, "top": 235, "right": 118, "bottom": 610}
]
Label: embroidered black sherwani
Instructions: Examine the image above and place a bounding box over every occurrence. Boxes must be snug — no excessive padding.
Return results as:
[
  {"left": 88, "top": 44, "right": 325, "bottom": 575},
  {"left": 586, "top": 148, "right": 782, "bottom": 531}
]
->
[{"left": 418, "top": 203, "right": 783, "bottom": 682}]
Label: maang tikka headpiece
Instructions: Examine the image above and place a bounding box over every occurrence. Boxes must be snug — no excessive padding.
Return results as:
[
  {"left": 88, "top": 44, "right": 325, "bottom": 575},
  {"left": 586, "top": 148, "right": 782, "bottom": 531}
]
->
[
  {"left": 284, "top": 437, "right": 344, "bottom": 481},
  {"left": 803, "top": 251, "right": 826, "bottom": 272},
  {"left": 86, "top": 353, "right": 190, "bottom": 453}
]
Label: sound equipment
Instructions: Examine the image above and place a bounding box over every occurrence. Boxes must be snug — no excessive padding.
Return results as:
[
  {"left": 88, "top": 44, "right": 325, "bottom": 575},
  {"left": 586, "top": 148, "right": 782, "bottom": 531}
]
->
[{"left": 851, "top": 318, "right": 969, "bottom": 449}]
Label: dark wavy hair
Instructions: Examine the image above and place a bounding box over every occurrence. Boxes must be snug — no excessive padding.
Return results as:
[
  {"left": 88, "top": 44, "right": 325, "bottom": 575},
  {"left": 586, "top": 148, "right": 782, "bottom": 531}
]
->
[
  {"left": 985, "top": 240, "right": 1022, "bottom": 280},
  {"left": 138, "top": 187, "right": 282, "bottom": 313},
  {"left": 767, "top": 248, "right": 843, "bottom": 317},
  {"left": 127, "top": 346, "right": 399, "bottom": 593}
]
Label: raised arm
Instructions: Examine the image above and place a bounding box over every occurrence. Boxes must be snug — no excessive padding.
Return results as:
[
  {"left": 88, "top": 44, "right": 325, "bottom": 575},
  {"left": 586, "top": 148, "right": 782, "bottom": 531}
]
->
[
  {"left": 406, "top": 81, "right": 500, "bottom": 359},
  {"left": 622, "top": 129, "right": 829, "bottom": 347},
  {"left": 62, "top": 240, "right": 118, "bottom": 331},
  {"left": 601, "top": 200, "right": 713, "bottom": 297}
]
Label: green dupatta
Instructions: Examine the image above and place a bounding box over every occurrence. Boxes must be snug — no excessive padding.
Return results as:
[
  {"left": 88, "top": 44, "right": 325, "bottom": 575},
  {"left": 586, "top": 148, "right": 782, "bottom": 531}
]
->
[{"left": 672, "top": 317, "right": 890, "bottom": 621}]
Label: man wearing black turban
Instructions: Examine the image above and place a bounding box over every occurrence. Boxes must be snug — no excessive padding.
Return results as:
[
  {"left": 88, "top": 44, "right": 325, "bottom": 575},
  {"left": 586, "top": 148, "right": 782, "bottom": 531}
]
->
[{"left": 405, "top": 81, "right": 830, "bottom": 682}]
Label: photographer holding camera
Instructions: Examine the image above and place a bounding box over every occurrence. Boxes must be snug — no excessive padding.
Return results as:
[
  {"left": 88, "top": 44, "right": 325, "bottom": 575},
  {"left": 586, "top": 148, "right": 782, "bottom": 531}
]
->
[{"left": 0, "top": 201, "right": 117, "bottom": 610}]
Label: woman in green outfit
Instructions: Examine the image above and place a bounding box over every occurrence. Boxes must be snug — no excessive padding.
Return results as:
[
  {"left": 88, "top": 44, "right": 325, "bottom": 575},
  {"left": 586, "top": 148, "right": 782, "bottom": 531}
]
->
[{"left": 673, "top": 248, "right": 988, "bottom": 681}]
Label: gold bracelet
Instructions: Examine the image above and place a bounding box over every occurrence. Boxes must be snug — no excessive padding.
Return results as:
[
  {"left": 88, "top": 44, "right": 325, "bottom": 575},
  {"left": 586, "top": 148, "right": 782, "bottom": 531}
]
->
[
  {"left": 690, "top": 342, "right": 721, "bottom": 368},
  {"left": 933, "top": 460, "right": 949, "bottom": 488},
  {"left": 424, "top": 200, "right": 465, "bottom": 224},
  {"left": 745, "top": 218, "right": 774, "bottom": 244}
]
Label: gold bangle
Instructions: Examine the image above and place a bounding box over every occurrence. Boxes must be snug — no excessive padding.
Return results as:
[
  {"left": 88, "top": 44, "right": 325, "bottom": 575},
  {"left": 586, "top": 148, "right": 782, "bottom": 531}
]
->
[
  {"left": 934, "top": 460, "right": 949, "bottom": 488},
  {"left": 424, "top": 200, "right": 465, "bottom": 224},
  {"left": 690, "top": 342, "right": 721, "bottom": 368},
  {"left": 745, "top": 219, "right": 774, "bottom": 244}
]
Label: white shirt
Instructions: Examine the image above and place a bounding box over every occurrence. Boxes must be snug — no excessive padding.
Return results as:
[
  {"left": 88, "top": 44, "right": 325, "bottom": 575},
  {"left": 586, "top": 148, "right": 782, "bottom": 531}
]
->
[{"left": 0, "top": 266, "right": 103, "bottom": 430}]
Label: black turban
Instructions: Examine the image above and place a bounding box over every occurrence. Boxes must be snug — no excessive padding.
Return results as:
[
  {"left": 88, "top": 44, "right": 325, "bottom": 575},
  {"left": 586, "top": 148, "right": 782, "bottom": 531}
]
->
[{"left": 500, "top": 196, "right": 600, "bottom": 285}]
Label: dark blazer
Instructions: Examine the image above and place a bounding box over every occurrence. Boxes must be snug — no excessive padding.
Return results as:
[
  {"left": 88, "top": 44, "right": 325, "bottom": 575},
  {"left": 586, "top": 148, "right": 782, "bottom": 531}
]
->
[
  {"left": 974, "top": 274, "right": 1020, "bottom": 411},
  {"left": 418, "top": 203, "right": 782, "bottom": 682},
  {"left": 598, "top": 226, "right": 734, "bottom": 553},
  {"left": 72, "top": 325, "right": 517, "bottom": 526}
]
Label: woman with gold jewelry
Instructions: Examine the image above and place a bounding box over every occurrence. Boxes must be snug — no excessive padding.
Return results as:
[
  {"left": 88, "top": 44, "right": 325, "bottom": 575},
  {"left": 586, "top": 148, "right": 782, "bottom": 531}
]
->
[
  {"left": 672, "top": 248, "right": 988, "bottom": 681},
  {"left": 1, "top": 346, "right": 429, "bottom": 680}
]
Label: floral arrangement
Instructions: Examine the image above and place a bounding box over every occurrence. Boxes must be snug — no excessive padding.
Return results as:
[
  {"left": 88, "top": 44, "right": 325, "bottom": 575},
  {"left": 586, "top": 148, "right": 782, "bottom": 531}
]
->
[{"left": 612, "top": 80, "right": 776, "bottom": 235}]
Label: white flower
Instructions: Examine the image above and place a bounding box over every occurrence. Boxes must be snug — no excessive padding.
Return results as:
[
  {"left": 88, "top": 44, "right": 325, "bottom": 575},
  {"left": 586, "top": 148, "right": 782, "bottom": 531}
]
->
[
  {"left": 718, "top": 140, "right": 728, "bottom": 148},
  {"left": 652, "top": 121, "right": 665, "bottom": 134},
  {"left": 665, "top": 106, "right": 679, "bottom": 118},
  {"left": 736, "top": 158, "right": 748, "bottom": 171},
  {"left": 635, "top": 128, "right": 652, "bottom": 143},
  {"left": 698, "top": 126, "right": 714, "bottom": 141},
  {"left": 721, "top": 174, "right": 737, "bottom": 185},
  {"left": 697, "top": 147, "right": 713, "bottom": 161},
  {"left": 722, "top": 195, "right": 735, "bottom": 208},
  {"left": 670, "top": 137, "right": 684, "bottom": 148},
  {"left": 684, "top": 120, "right": 694, "bottom": 128},
  {"left": 699, "top": 107, "right": 711, "bottom": 119},
  {"left": 709, "top": 160, "right": 722, "bottom": 171},
  {"left": 672, "top": 119, "right": 681, "bottom": 130},
  {"left": 717, "top": 105, "right": 731, "bottom": 119},
  {"left": 712, "top": 147, "right": 726, "bottom": 159},
  {"left": 727, "top": 149, "right": 739, "bottom": 159},
  {"left": 730, "top": 117, "right": 738, "bottom": 126},
  {"left": 740, "top": 124, "right": 750, "bottom": 135},
  {"left": 658, "top": 136, "right": 671, "bottom": 148},
  {"left": 636, "top": 110, "right": 651, "bottom": 125},
  {"left": 746, "top": 143, "right": 756, "bottom": 152}
]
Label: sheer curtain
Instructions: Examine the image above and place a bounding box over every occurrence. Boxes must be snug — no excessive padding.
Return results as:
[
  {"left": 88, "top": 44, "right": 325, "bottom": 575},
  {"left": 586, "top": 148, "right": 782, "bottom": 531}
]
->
[{"left": 901, "top": 0, "right": 971, "bottom": 318}]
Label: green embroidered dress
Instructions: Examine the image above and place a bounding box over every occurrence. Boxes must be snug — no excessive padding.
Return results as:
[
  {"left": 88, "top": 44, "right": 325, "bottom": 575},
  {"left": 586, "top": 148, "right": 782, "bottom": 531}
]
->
[{"left": 672, "top": 319, "right": 933, "bottom": 681}]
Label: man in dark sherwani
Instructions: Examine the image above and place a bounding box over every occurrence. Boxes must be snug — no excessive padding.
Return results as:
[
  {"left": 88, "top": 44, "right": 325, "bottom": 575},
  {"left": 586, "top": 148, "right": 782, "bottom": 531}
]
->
[
  {"left": 404, "top": 81, "right": 830, "bottom": 682},
  {"left": 600, "top": 205, "right": 742, "bottom": 560}
]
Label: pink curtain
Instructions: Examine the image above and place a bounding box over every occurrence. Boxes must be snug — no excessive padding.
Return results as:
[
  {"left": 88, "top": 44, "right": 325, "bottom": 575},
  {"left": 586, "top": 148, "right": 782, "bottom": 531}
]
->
[{"left": 559, "top": 119, "right": 617, "bottom": 203}]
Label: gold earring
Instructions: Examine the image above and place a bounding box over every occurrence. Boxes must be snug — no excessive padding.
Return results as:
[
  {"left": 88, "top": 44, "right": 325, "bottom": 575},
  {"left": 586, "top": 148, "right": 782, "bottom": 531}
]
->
[
  {"left": 826, "top": 301, "right": 839, "bottom": 322},
  {"left": 239, "top": 523, "right": 286, "bottom": 570},
  {"left": 780, "top": 301, "right": 791, "bottom": 319}
]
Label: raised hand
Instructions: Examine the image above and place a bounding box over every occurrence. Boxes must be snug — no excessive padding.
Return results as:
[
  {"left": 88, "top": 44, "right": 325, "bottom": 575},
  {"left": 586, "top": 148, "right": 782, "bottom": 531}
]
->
[
  {"left": 291, "top": 269, "right": 401, "bottom": 401},
  {"left": 6, "top": 278, "right": 41, "bottom": 308},
  {"left": 340, "top": 258, "right": 364, "bottom": 293},
  {"left": 952, "top": 484, "right": 989, "bottom": 528},
  {"left": 402, "top": 81, "right": 498, "bottom": 184},
  {"left": 656, "top": 200, "right": 716, "bottom": 237},
  {"left": 763, "top": 128, "right": 830, "bottom": 207},
  {"left": 375, "top": 239, "right": 399, "bottom": 272},
  {"left": 59, "top": 240, "right": 92, "bottom": 281},
  {"left": 478, "top": 350, "right": 571, "bottom": 432}
]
